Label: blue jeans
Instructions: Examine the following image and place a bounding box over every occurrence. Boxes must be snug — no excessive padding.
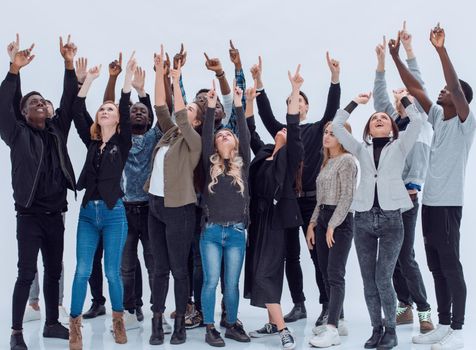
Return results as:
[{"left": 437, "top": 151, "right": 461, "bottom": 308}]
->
[
  {"left": 200, "top": 222, "right": 246, "bottom": 325},
  {"left": 70, "top": 200, "right": 128, "bottom": 317}
]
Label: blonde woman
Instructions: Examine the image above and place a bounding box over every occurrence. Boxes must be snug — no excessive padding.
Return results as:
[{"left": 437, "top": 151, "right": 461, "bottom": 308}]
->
[
  {"left": 306, "top": 121, "right": 357, "bottom": 348},
  {"left": 199, "top": 80, "right": 251, "bottom": 347}
]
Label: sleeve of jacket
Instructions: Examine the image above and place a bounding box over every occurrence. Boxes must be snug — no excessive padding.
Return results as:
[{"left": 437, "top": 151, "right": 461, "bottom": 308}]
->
[
  {"left": 286, "top": 113, "right": 304, "bottom": 176},
  {"left": 246, "top": 116, "right": 265, "bottom": 155},
  {"left": 256, "top": 89, "right": 285, "bottom": 137},
  {"left": 202, "top": 107, "right": 216, "bottom": 168},
  {"left": 236, "top": 106, "right": 251, "bottom": 167},
  {"left": 175, "top": 108, "right": 202, "bottom": 160},
  {"left": 71, "top": 95, "right": 92, "bottom": 148},
  {"left": 332, "top": 109, "right": 363, "bottom": 156},
  {"left": 54, "top": 68, "right": 79, "bottom": 138},
  {"left": 373, "top": 71, "right": 399, "bottom": 119},
  {"left": 118, "top": 90, "right": 132, "bottom": 155},
  {"left": 407, "top": 58, "right": 427, "bottom": 114},
  {"left": 319, "top": 82, "right": 341, "bottom": 125},
  {"left": 398, "top": 98, "right": 423, "bottom": 156},
  {"left": 154, "top": 104, "right": 176, "bottom": 133},
  {"left": 0, "top": 72, "right": 20, "bottom": 147}
]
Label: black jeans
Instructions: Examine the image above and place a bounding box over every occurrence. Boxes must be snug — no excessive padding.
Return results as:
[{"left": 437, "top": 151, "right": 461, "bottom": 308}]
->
[
  {"left": 285, "top": 196, "right": 328, "bottom": 305},
  {"left": 354, "top": 208, "right": 404, "bottom": 328},
  {"left": 148, "top": 195, "right": 195, "bottom": 315},
  {"left": 314, "top": 207, "right": 353, "bottom": 327},
  {"left": 192, "top": 205, "right": 204, "bottom": 311},
  {"left": 121, "top": 202, "right": 154, "bottom": 311},
  {"left": 422, "top": 205, "right": 465, "bottom": 330},
  {"left": 12, "top": 212, "right": 64, "bottom": 330},
  {"left": 392, "top": 197, "right": 430, "bottom": 311}
]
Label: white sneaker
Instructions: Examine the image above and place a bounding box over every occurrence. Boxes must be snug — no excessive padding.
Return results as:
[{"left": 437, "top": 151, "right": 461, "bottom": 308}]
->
[
  {"left": 163, "top": 315, "right": 172, "bottom": 334},
  {"left": 413, "top": 324, "right": 450, "bottom": 344},
  {"left": 309, "top": 325, "right": 341, "bottom": 348},
  {"left": 337, "top": 319, "right": 348, "bottom": 336},
  {"left": 312, "top": 325, "right": 327, "bottom": 335},
  {"left": 58, "top": 306, "right": 69, "bottom": 325},
  {"left": 24, "top": 305, "right": 41, "bottom": 323},
  {"left": 431, "top": 329, "right": 464, "bottom": 350}
]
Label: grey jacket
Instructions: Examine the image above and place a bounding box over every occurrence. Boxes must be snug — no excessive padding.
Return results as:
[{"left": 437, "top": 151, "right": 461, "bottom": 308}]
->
[{"left": 333, "top": 103, "right": 423, "bottom": 212}]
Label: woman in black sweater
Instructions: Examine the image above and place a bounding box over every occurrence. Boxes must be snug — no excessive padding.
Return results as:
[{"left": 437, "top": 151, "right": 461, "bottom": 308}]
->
[
  {"left": 68, "top": 54, "right": 135, "bottom": 350},
  {"left": 244, "top": 69, "right": 304, "bottom": 350}
]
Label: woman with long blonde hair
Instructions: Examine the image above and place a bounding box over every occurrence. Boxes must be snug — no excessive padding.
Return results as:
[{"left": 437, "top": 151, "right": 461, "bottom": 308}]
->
[
  {"left": 305, "top": 120, "right": 357, "bottom": 348},
  {"left": 199, "top": 80, "right": 251, "bottom": 347}
]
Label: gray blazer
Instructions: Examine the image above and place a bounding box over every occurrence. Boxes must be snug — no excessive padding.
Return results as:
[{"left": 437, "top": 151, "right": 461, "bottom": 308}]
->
[{"left": 333, "top": 103, "right": 423, "bottom": 212}]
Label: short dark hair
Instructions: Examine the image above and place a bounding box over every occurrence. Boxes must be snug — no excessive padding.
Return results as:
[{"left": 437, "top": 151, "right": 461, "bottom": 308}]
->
[
  {"left": 286, "top": 90, "right": 309, "bottom": 106},
  {"left": 20, "top": 91, "right": 43, "bottom": 114},
  {"left": 459, "top": 79, "right": 473, "bottom": 103},
  {"left": 196, "top": 88, "right": 209, "bottom": 96},
  {"left": 362, "top": 112, "right": 399, "bottom": 145}
]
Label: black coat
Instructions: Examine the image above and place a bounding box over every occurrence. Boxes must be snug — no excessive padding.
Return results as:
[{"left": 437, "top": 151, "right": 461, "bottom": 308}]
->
[{"left": 247, "top": 115, "right": 304, "bottom": 230}]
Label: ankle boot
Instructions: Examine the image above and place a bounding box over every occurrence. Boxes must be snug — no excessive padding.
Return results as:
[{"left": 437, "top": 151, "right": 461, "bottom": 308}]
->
[
  {"left": 364, "top": 326, "right": 383, "bottom": 349},
  {"left": 170, "top": 315, "right": 186, "bottom": 345},
  {"left": 377, "top": 327, "right": 397, "bottom": 349},
  {"left": 284, "top": 302, "right": 307, "bottom": 323},
  {"left": 112, "top": 311, "right": 127, "bottom": 344},
  {"left": 69, "top": 316, "right": 82, "bottom": 350},
  {"left": 149, "top": 312, "right": 164, "bottom": 345}
]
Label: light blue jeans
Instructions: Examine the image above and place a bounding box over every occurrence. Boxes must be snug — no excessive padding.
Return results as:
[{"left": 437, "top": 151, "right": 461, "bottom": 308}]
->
[
  {"left": 200, "top": 222, "right": 246, "bottom": 325},
  {"left": 70, "top": 200, "right": 128, "bottom": 318}
]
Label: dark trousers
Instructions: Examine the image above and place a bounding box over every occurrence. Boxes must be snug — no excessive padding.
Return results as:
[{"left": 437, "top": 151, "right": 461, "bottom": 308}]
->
[
  {"left": 422, "top": 205, "right": 465, "bottom": 330},
  {"left": 192, "top": 206, "right": 204, "bottom": 311},
  {"left": 392, "top": 197, "right": 430, "bottom": 311},
  {"left": 354, "top": 208, "right": 404, "bottom": 328},
  {"left": 285, "top": 196, "right": 328, "bottom": 304},
  {"left": 121, "top": 202, "right": 154, "bottom": 311},
  {"left": 314, "top": 207, "right": 353, "bottom": 327},
  {"left": 12, "top": 212, "right": 64, "bottom": 330},
  {"left": 148, "top": 195, "right": 195, "bottom": 315}
]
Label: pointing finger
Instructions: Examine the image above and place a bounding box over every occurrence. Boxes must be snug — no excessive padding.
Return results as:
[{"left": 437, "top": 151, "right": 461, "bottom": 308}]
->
[
  {"left": 118, "top": 52, "right": 123, "bottom": 66},
  {"left": 204, "top": 52, "right": 210, "bottom": 62},
  {"left": 230, "top": 39, "right": 235, "bottom": 50}
]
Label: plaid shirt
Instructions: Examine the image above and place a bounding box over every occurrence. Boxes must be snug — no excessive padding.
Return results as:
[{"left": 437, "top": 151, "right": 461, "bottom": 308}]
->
[{"left": 222, "top": 69, "right": 246, "bottom": 133}]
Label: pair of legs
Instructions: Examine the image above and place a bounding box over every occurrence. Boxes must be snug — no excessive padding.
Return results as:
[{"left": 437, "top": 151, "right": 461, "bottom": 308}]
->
[
  {"left": 200, "top": 222, "right": 246, "bottom": 326},
  {"left": 285, "top": 197, "right": 328, "bottom": 306},
  {"left": 12, "top": 212, "right": 64, "bottom": 331},
  {"left": 28, "top": 264, "right": 65, "bottom": 308},
  {"left": 392, "top": 197, "right": 431, "bottom": 311},
  {"left": 70, "top": 200, "right": 128, "bottom": 318},
  {"left": 314, "top": 208, "right": 353, "bottom": 327},
  {"left": 354, "top": 208, "right": 404, "bottom": 329},
  {"left": 421, "top": 205, "right": 466, "bottom": 330}
]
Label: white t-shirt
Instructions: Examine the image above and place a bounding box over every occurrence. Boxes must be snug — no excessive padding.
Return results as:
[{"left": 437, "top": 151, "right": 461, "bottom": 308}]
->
[
  {"left": 422, "top": 104, "right": 475, "bottom": 206},
  {"left": 148, "top": 145, "right": 169, "bottom": 197}
]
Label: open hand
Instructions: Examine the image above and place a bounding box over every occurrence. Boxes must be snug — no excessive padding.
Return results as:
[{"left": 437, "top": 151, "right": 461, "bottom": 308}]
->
[
  {"left": 86, "top": 65, "right": 102, "bottom": 81},
  {"left": 132, "top": 66, "right": 146, "bottom": 94},
  {"left": 75, "top": 57, "right": 88, "bottom": 84}
]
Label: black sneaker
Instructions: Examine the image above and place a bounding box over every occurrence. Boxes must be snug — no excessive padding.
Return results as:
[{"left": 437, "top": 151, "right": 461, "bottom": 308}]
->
[
  {"left": 205, "top": 326, "right": 225, "bottom": 347},
  {"left": 280, "top": 328, "right": 296, "bottom": 349},
  {"left": 315, "top": 304, "right": 329, "bottom": 327},
  {"left": 225, "top": 323, "right": 250, "bottom": 342},
  {"left": 284, "top": 302, "right": 307, "bottom": 323},
  {"left": 249, "top": 323, "right": 279, "bottom": 338},
  {"left": 83, "top": 302, "right": 106, "bottom": 319},
  {"left": 43, "top": 322, "right": 69, "bottom": 339},
  {"left": 10, "top": 333, "right": 27, "bottom": 350},
  {"left": 136, "top": 306, "right": 144, "bottom": 322}
]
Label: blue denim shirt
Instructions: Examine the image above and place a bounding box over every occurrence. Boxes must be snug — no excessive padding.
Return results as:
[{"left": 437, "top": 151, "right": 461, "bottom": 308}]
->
[{"left": 121, "top": 125, "right": 162, "bottom": 202}]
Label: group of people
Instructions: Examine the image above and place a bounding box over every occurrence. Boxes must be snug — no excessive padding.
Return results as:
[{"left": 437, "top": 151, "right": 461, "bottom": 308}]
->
[{"left": 0, "top": 21, "right": 472, "bottom": 350}]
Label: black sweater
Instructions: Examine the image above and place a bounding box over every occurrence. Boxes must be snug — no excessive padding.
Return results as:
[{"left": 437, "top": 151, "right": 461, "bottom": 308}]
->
[
  {"left": 256, "top": 84, "right": 341, "bottom": 193},
  {"left": 73, "top": 91, "right": 132, "bottom": 209}
]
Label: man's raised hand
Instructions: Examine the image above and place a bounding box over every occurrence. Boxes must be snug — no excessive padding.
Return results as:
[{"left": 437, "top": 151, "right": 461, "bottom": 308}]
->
[
  {"left": 59, "top": 35, "right": 77, "bottom": 64},
  {"left": 173, "top": 43, "right": 187, "bottom": 69},
  {"left": 229, "top": 40, "right": 242, "bottom": 70},
  {"left": 7, "top": 33, "right": 20, "bottom": 63},
  {"left": 109, "top": 52, "right": 123, "bottom": 77},
  {"left": 326, "top": 51, "right": 340, "bottom": 84},
  {"left": 430, "top": 23, "right": 445, "bottom": 49}
]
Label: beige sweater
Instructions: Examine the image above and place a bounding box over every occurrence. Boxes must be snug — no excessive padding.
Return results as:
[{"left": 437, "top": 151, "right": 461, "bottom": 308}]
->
[{"left": 144, "top": 105, "right": 201, "bottom": 208}]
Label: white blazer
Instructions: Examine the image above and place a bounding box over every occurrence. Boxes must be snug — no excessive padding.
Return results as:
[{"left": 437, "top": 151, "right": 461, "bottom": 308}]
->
[{"left": 333, "top": 103, "right": 423, "bottom": 212}]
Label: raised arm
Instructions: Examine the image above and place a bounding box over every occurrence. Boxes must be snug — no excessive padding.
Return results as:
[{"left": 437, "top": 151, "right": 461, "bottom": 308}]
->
[
  {"left": 118, "top": 52, "right": 135, "bottom": 152},
  {"left": 131, "top": 65, "right": 154, "bottom": 127},
  {"left": 431, "top": 25, "right": 470, "bottom": 121},
  {"left": 173, "top": 44, "right": 188, "bottom": 106},
  {"left": 252, "top": 56, "right": 285, "bottom": 137},
  {"left": 154, "top": 46, "right": 175, "bottom": 133},
  {"left": 245, "top": 81, "right": 265, "bottom": 154},
  {"left": 319, "top": 52, "right": 341, "bottom": 124},
  {"left": 286, "top": 65, "right": 305, "bottom": 173},
  {"left": 103, "top": 53, "right": 122, "bottom": 102},
  {"left": 202, "top": 81, "right": 218, "bottom": 167},
  {"left": 397, "top": 96, "right": 423, "bottom": 156},
  {"left": 389, "top": 33, "right": 432, "bottom": 114},
  {"left": 232, "top": 81, "right": 251, "bottom": 166},
  {"left": 7, "top": 34, "right": 23, "bottom": 120}
]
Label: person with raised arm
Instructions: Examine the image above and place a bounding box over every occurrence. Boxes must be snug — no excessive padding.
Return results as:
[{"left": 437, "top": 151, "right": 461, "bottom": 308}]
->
[
  {"left": 251, "top": 53, "right": 340, "bottom": 326},
  {"left": 199, "top": 80, "right": 251, "bottom": 347},
  {"left": 68, "top": 53, "right": 136, "bottom": 349},
  {"left": 146, "top": 47, "right": 206, "bottom": 346},
  {"left": 333, "top": 37, "right": 423, "bottom": 347},
  {"left": 305, "top": 120, "right": 357, "bottom": 348},
  {"left": 244, "top": 66, "right": 304, "bottom": 350},
  {"left": 0, "top": 36, "right": 78, "bottom": 350},
  {"left": 391, "top": 24, "right": 474, "bottom": 350},
  {"left": 373, "top": 22, "right": 435, "bottom": 334}
]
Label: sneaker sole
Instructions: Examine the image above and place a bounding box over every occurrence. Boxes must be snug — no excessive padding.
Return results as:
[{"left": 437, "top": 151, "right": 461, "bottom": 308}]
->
[
  {"left": 396, "top": 320, "right": 413, "bottom": 325},
  {"left": 249, "top": 332, "right": 278, "bottom": 338},
  {"left": 309, "top": 340, "right": 341, "bottom": 347},
  {"left": 225, "top": 334, "right": 251, "bottom": 343},
  {"left": 205, "top": 340, "right": 226, "bottom": 347}
]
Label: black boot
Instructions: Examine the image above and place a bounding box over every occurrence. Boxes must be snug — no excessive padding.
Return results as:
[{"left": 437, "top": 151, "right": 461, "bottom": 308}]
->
[
  {"left": 283, "top": 302, "right": 307, "bottom": 323},
  {"left": 205, "top": 325, "right": 225, "bottom": 347},
  {"left": 170, "top": 315, "right": 186, "bottom": 345},
  {"left": 82, "top": 302, "right": 106, "bottom": 319},
  {"left": 136, "top": 306, "right": 144, "bottom": 322},
  {"left": 377, "top": 327, "right": 398, "bottom": 350},
  {"left": 315, "top": 303, "right": 329, "bottom": 326},
  {"left": 149, "top": 312, "right": 164, "bottom": 345},
  {"left": 225, "top": 322, "right": 250, "bottom": 342},
  {"left": 43, "top": 322, "right": 69, "bottom": 339},
  {"left": 10, "top": 332, "right": 27, "bottom": 350},
  {"left": 364, "top": 326, "right": 383, "bottom": 349}
]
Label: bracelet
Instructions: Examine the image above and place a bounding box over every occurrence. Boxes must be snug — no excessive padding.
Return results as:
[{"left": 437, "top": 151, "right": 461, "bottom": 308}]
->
[{"left": 215, "top": 71, "right": 225, "bottom": 79}]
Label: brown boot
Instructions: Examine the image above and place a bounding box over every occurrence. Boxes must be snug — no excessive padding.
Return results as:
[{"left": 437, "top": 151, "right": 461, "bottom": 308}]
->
[
  {"left": 112, "top": 311, "right": 127, "bottom": 344},
  {"left": 69, "top": 316, "right": 82, "bottom": 350},
  {"left": 418, "top": 309, "right": 435, "bottom": 334},
  {"left": 396, "top": 303, "right": 413, "bottom": 325}
]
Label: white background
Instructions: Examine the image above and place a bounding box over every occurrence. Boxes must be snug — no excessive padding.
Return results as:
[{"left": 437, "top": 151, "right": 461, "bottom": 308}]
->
[{"left": 0, "top": 0, "right": 475, "bottom": 349}]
